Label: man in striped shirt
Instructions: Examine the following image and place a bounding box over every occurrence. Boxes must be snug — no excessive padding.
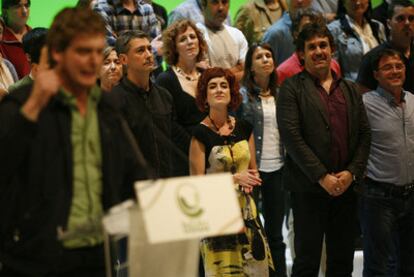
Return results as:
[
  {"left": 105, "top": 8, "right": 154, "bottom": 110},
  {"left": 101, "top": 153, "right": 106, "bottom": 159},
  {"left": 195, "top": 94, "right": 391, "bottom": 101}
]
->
[{"left": 93, "top": 0, "right": 160, "bottom": 46}]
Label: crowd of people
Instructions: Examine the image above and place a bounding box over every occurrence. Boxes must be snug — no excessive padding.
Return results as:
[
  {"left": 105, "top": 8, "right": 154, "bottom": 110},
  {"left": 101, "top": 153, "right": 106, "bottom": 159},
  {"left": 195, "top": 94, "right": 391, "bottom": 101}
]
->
[{"left": 0, "top": 0, "right": 413, "bottom": 276}]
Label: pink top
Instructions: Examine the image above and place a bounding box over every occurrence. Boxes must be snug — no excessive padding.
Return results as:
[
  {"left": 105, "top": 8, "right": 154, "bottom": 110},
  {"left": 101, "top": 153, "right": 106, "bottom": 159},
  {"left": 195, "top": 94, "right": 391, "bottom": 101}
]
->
[{"left": 276, "top": 52, "right": 342, "bottom": 86}]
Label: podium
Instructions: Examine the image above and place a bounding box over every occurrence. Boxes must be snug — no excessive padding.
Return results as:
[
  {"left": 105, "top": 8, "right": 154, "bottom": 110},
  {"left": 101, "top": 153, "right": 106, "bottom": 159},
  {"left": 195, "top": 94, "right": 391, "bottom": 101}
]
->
[
  {"left": 103, "top": 173, "right": 244, "bottom": 277},
  {"left": 103, "top": 205, "right": 200, "bottom": 277}
]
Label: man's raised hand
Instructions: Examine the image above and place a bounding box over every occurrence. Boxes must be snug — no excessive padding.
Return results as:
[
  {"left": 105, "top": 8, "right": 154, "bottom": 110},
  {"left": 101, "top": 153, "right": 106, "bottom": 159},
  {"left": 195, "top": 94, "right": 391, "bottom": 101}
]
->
[{"left": 21, "top": 47, "right": 61, "bottom": 122}]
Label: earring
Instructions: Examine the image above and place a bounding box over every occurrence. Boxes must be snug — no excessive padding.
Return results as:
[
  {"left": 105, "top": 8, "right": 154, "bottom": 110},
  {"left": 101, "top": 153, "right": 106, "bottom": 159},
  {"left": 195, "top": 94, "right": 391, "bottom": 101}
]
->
[{"left": 204, "top": 102, "right": 209, "bottom": 110}]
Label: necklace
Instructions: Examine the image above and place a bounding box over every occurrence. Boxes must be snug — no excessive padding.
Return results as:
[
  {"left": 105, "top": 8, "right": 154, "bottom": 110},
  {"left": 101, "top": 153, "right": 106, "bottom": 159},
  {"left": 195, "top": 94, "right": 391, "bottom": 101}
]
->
[
  {"left": 174, "top": 66, "right": 200, "bottom": 82},
  {"left": 208, "top": 114, "right": 237, "bottom": 174},
  {"left": 208, "top": 114, "right": 234, "bottom": 135}
]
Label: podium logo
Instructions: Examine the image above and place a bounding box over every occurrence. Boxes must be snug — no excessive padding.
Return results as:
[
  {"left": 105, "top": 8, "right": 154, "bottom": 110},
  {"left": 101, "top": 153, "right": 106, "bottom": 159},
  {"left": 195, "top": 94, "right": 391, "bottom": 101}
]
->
[{"left": 176, "top": 183, "right": 204, "bottom": 218}]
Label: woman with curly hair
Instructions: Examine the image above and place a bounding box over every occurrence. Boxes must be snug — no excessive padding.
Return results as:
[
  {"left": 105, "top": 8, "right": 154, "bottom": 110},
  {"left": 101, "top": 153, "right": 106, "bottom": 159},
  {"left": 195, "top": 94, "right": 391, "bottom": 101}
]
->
[
  {"left": 156, "top": 19, "right": 209, "bottom": 176},
  {"left": 190, "top": 67, "right": 274, "bottom": 276}
]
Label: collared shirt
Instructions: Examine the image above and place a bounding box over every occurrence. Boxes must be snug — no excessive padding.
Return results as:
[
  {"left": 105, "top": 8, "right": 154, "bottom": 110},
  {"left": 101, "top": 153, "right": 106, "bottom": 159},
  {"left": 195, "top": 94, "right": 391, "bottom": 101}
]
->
[
  {"left": 234, "top": 0, "right": 284, "bottom": 45},
  {"left": 262, "top": 12, "right": 294, "bottom": 66},
  {"left": 0, "top": 25, "right": 31, "bottom": 79},
  {"left": 311, "top": 72, "right": 349, "bottom": 172},
  {"left": 93, "top": 0, "right": 160, "bottom": 46},
  {"left": 60, "top": 86, "right": 104, "bottom": 248},
  {"left": 363, "top": 87, "right": 414, "bottom": 185}
]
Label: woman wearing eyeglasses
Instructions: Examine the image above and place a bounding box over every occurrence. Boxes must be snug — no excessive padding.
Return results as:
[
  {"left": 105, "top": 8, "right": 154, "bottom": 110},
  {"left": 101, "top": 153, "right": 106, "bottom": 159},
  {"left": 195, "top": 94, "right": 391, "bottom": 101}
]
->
[{"left": 189, "top": 67, "right": 273, "bottom": 276}]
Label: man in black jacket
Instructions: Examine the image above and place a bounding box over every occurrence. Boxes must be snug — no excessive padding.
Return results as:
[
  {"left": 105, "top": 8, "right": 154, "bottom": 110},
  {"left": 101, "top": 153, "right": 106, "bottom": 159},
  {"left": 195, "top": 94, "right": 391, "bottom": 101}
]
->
[
  {"left": 0, "top": 7, "right": 139, "bottom": 276},
  {"left": 113, "top": 30, "right": 187, "bottom": 179},
  {"left": 277, "top": 23, "right": 371, "bottom": 276}
]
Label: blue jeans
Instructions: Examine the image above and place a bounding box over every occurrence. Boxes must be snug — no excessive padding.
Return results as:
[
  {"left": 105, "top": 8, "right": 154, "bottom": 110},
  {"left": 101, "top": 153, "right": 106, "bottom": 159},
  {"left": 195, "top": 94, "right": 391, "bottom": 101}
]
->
[{"left": 358, "top": 179, "right": 414, "bottom": 277}]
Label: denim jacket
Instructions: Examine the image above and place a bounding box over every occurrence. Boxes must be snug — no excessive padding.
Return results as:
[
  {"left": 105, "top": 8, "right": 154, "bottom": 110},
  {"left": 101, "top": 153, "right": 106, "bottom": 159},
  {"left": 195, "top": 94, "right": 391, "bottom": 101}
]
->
[
  {"left": 328, "top": 17, "right": 386, "bottom": 81},
  {"left": 237, "top": 86, "right": 284, "bottom": 169}
]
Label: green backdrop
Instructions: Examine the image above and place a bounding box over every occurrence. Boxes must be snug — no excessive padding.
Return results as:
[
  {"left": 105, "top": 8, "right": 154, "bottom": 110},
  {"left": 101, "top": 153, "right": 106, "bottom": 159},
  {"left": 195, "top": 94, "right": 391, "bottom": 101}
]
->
[{"left": 0, "top": 0, "right": 384, "bottom": 28}]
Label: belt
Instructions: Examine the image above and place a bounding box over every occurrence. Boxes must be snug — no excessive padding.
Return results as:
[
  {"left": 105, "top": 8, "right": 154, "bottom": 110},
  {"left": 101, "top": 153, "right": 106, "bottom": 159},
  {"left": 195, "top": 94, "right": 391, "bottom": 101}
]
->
[{"left": 364, "top": 177, "right": 414, "bottom": 198}]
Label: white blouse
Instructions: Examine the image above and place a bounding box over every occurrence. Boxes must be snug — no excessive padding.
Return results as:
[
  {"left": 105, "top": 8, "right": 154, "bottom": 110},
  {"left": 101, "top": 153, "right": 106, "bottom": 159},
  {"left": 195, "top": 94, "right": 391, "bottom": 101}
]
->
[{"left": 259, "top": 96, "right": 284, "bottom": 172}]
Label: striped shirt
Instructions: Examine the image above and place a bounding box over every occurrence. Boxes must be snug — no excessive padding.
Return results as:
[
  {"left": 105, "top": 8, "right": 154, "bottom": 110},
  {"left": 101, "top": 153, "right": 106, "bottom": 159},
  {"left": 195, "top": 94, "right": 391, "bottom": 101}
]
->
[{"left": 93, "top": 0, "right": 160, "bottom": 46}]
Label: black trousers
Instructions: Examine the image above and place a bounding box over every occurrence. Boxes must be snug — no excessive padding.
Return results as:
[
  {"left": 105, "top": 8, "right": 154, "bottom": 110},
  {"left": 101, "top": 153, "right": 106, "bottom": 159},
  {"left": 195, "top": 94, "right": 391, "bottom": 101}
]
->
[
  {"left": 0, "top": 244, "right": 105, "bottom": 277},
  {"left": 260, "top": 169, "right": 287, "bottom": 277},
  {"left": 54, "top": 244, "right": 105, "bottom": 277},
  {"left": 291, "top": 189, "right": 358, "bottom": 277}
]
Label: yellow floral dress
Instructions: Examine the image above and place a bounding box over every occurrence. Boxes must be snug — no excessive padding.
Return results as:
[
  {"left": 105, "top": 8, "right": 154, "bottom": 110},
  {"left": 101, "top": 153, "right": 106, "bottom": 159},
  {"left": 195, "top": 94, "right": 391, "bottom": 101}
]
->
[{"left": 192, "top": 119, "right": 274, "bottom": 276}]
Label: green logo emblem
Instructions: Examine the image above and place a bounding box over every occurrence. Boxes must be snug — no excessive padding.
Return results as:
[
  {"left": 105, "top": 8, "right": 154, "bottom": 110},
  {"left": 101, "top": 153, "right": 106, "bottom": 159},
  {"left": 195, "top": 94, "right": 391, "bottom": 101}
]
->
[{"left": 176, "top": 183, "right": 204, "bottom": 218}]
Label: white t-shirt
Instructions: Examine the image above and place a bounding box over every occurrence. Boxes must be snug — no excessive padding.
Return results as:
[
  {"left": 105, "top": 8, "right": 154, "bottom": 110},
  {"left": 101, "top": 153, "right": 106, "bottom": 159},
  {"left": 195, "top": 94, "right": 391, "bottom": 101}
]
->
[
  {"left": 260, "top": 96, "right": 284, "bottom": 172},
  {"left": 196, "top": 23, "right": 248, "bottom": 69}
]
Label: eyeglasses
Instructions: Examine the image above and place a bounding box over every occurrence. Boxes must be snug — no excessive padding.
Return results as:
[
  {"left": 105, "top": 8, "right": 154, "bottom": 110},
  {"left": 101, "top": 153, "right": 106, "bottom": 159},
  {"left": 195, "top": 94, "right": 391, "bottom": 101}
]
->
[
  {"left": 378, "top": 63, "right": 406, "bottom": 72},
  {"left": 393, "top": 15, "right": 414, "bottom": 23}
]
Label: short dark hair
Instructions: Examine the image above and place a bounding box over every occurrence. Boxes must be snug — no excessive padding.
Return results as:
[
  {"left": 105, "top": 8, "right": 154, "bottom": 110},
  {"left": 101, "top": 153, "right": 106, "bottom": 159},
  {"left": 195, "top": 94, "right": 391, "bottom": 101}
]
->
[
  {"left": 372, "top": 48, "right": 405, "bottom": 71},
  {"left": 296, "top": 23, "right": 335, "bottom": 53},
  {"left": 196, "top": 67, "right": 242, "bottom": 113},
  {"left": 387, "top": 0, "right": 414, "bottom": 19},
  {"left": 291, "top": 9, "right": 326, "bottom": 39},
  {"left": 115, "top": 30, "right": 150, "bottom": 55},
  {"left": 2, "top": 0, "right": 30, "bottom": 9},
  {"left": 162, "top": 19, "right": 207, "bottom": 65},
  {"left": 2, "top": 0, "right": 31, "bottom": 26},
  {"left": 242, "top": 43, "right": 278, "bottom": 98},
  {"left": 22, "top": 27, "right": 48, "bottom": 64},
  {"left": 47, "top": 7, "right": 106, "bottom": 65}
]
